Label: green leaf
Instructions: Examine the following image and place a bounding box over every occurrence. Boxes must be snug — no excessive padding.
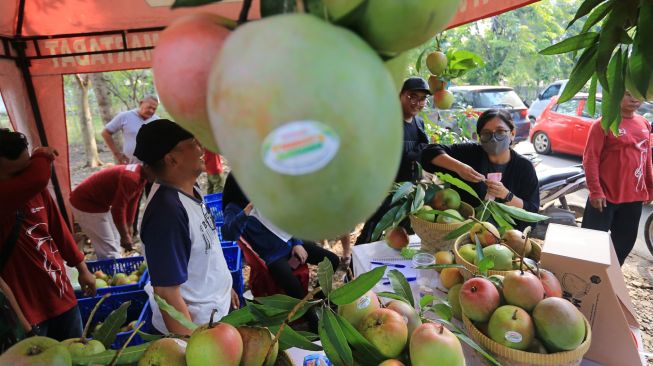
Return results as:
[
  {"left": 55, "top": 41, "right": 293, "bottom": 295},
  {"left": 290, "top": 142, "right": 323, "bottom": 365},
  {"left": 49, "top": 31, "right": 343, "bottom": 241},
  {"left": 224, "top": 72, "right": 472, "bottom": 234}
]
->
[
  {"left": 375, "top": 292, "right": 410, "bottom": 302},
  {"left": 318, "top": 257, "right": 335, "bottom": 297},
  {"left": 247, "top": 303, "right": 311, "bottom": 327},
  {"left": 388, "top": 269, "right": 414, "bottom": 307},
  {"left": 443, "top": 220, "right": 474, "bottom": 241},
  {"left": 330, "top": 266, "right": 386, "bottom": 306},
  {"left": 71, "top": 343, "right": 148, "bottom": 365},
  {"left": 637, "top": 0, "right": 653, "bottom": 67},
  {"left": 602, "top": 48, "right": 625, "bottom": 133},
  {"left": 567, "top": 0, "right": 608, "bottom": 28},
  {"left": 628, "top": 34, "right": 651, "bottom": 99},
  {"left": 372, "top": 205, "right": 401, "bottom": 241},
  {"left": 92, "top": 301, "right": 131, "bottom": 349},
  {"left": 478, "top": 257, "right": 495, "bottom": 276},
  {"left": 304, "top": 0, "right": 327, "bottom": 20},
  {"left": 436, "top": 173, "right": 480, "bottom": 201},
  {"left": 135, "top": 331, "right": 163, "bottom": 342},
  {"left": 297, "top": 330, "right": 320, "bottom": 341},
  {"left": 423, "top": 183, "right": 440, "bottom": 205},
  {"left": 418, "top": 264, "right": 464, "bottom": 271},
  {"left": 220, "top": 306, "right": 255, "bottom": 327},
  {"left": 260, "top": 0, "right": 296, "bottom": 17},
  {"left": 539, "top": 32, "right": 599, "bottom": 55},
  {"left": 420, "top": 294, "right": 435, "bottom": 309},
  {"left": 475, "top": 237, "right": 485, "bottom": 262},
  {"left": 320, "top": 309, "right": 353, "bottom": 366},
  {"left": 155, "top": 295, "right": 198, "bottom": 332},
  {"left": 430, "top": 209, "right": 464, "bottom": 222},
  {"left": 587, "top": 74, "right": 598, "bottom": 117},
  {"left": 171, "top": 0, "right": 222, "bottom": 8},
  {"left": 269, "top": 325, "right": 323, "bottom": 351},
  {"left": 393, "top": 200, "right": 411, "bottom": 226},
  {"left": 493, "top": 202, "right": 549, "bottom": 222},
  {"left": 581, "top": 1, "right": 614, "bottom": 33},
  {"left": 596, "top": 8, "right": 629, "bottom": 84},
  {"left": 438, "top": 319, "right": 502, "bottom": 366},
  {"left": 558, "top": 44, "right": 598, "bottom": 104},
  {"left": 415, "top": 48, "right": 429, "bottom": 74},
  {"left": 334, "top": 313, "right": 386, "bottom": 364},
  {"left": 432, "top": 303, "right": 453, "bottom": 322},
  {"left": 391, "top": 182, "right": 414, "bottom": 205},
  {"left": 411, "top": 185, "right": 425, "bottom": 213},
  {"left": 255, "top": 294, "right": 301, "bottom": 311},
  {"left": 400, "top": 247, "right": 419, "bottom": 259},
  {"left": 488, "top": 202, "right": 515, "bottom": 228}
]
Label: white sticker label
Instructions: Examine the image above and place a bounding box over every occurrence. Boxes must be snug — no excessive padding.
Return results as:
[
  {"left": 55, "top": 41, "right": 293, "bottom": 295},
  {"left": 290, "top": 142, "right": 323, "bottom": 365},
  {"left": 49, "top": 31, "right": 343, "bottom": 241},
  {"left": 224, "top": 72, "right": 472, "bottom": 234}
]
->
[
  {"left": 357, "top": 295, "right": 371, "bottom": 310},
  {"left": 504, "top": 331, "right": 523, "bottom": 343},
  {"left": 262, "top": 121, "right": 339, "bottom": 176}
]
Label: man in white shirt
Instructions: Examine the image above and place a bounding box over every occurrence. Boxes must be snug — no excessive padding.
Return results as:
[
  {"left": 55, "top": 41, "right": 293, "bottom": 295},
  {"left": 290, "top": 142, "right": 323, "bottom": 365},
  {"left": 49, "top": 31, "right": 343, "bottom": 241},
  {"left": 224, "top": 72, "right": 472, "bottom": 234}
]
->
[{"left": 102, "top": 95, "right": 160, "bottom": 164}]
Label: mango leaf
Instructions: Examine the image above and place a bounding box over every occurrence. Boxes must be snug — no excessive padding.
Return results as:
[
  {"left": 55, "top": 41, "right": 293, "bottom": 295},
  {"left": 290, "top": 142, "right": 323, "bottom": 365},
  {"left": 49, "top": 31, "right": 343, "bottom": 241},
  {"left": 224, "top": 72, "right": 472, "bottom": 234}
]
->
[
  {"left": 601, "top": 49, "right": 625, "bottom": 133},
  {"left": 297, "top": 330, "right": 320, "bottom": 341},
  {"left": 71, "top": 343, "right": 148, "bottom": 365},
  {"left": 255, "top": 294, "right": 301, "bottom": 311},
  {"left": 393, "top": 200, "right": 411, "bottom": 226},
  {"left": 430, "top": 209, "right": 464, "bottom": 222},
  {"left": 411, "top": 185, "right": 425, "bottom": 213},
  {"left": 372, "top": 205, "right": 401, "bottom": 241},
  {"left": 135, "top": 331, "right": 163, "bottom": 342},
  {"left": 155, "top": 295, "right": 198, "bottom": 332},
  {"left": 443, "top": 220, "right": 474, "bottom": 240},
  {"left": 220, "top": 306, "right": 255, "bottom": 327},
  {"left": 567, "top": 0, "right": 608, "bottom": 28},
  {"left": 415, "top": 48, "right": 429, "bottom": 74},
  {"left": 587, "top": 74, "right": 598, "bottom": 117},
  {"left": 539, "top": 32, "right": 599, "bottom": 55},
  {"left": 477, "top": 257, "right": 495, "bottom": 277},
  {"left": 388, "top": 269, "right": 414, "bottom": 307},
  {"left": 334, "top": 312, "right": 386, "bottom": 365},
  {"left": 637, "top": 0, "right": 653, "bottom": 67},
  {"left": 438, "top": 319, "right": 502, "bottom": 366},
  {"left": 493, "top": 202, "right": 548, "bottom": 222},
  {"left": 418, "top": 264, "right": 464, "bottom": 271},
  {"left": 475, "top": 236, "right": 485, "bottom": 262},
  {"left": 436, "top": 173, "right": 480, "bottom": 201},
  {"left": 376, "top": 291, "right": 410, "bottom": 303},
  {"left": 431, "top": 303, "right": 453, "bottom": 322},
  {"left": 581, "top": 1, "right": 614, "bottom": 33},
  {"left": 330, "top": 266, "right": 386, "bottom": 306},
  {"left": 423, "top": 183, "right": 440, "bottom": 205},
  {"left": 92, "top": 301, "right": 131, "bottom": 349},
  {"left": 391, "top": 182, "right": 414, "bottom": 205},
  {"left": 609, "top": 50, "right": 629, "bottom": 136},
  {"left": 172, "top": 0, "right": 222, "bottom": 8},
  {"left": 628, "top": 35, "right": 651, "bottom": 99},
  {"left": 488, "top": 203, "right": 515, "bottom": 228},
  {"left": 558, "top": 44, "right": 598, "bottom": 104},
  {"left": 400, "top": 247, "right": 419, "bottom": 259},
  {"left": 260, "top": 0, "right": 295, "bottom": 17},
  {"left": 269, "top": 325, "right": 323, "bottom": 351},
  {"left": 319, "top": 309, "right": 353, "bottom": 366},
  {"left": 596, "top": 9, "right": 629, "bottom": 86},
  {"left": 318, "top": 257, "right": 335, "bottom": 297},
  {"left": 420, "top": 294, "right": 435, "bottom": 309}
]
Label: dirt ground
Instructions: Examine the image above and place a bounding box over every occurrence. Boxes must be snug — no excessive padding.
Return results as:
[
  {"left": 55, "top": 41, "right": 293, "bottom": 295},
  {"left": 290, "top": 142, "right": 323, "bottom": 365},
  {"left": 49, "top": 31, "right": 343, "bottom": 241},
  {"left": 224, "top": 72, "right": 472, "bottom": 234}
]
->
[{"left": 69, "top": 144, "right": 652, "bottom": 363}]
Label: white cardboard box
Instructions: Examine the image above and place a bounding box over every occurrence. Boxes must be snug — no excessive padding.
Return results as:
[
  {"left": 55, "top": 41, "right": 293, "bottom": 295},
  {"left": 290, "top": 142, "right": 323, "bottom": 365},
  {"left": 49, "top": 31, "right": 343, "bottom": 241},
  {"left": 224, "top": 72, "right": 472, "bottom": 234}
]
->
[{"left": 542, "top": 224, "right": 645, "bottom": 366}]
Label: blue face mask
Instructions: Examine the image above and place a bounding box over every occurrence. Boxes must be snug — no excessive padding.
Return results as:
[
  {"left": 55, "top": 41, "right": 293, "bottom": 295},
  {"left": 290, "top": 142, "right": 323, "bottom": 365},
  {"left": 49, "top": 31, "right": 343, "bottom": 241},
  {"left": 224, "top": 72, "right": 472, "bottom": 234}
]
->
[{"left": 481, "top": 136, "right": 511, "bottom": 156}]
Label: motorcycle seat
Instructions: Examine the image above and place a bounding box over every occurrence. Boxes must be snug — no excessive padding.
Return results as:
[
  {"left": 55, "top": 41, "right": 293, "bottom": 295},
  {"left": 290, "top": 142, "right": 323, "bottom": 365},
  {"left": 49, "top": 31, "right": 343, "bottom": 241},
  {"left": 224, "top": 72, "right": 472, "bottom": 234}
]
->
[{"left": 537, "top": 166, "right": 584, "bottom": 187}]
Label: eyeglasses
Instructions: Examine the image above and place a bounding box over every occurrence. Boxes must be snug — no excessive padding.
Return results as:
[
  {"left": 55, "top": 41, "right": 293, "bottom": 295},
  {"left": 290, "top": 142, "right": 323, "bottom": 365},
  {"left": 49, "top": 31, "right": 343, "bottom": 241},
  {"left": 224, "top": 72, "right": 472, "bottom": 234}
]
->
[
  {"left": 407, "top": 94, "right": 429, "bottom": 105},
  {"left": 479, "top": 130, "right": 511, "bottom": 143}
]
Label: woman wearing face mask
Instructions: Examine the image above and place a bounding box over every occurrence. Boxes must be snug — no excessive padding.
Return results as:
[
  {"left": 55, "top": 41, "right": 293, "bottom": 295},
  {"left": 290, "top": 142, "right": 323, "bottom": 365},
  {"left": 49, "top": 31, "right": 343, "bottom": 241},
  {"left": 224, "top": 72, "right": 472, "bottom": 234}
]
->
[{"left": 420, "top": 109, "right": 539, "bottom": 230}]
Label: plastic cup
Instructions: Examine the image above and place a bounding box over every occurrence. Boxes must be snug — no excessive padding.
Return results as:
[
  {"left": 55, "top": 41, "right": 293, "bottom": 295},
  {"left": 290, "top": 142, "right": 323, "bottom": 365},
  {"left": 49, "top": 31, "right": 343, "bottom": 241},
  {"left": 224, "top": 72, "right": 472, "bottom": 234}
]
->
[{"left": 412, "top": 252, "right": 436, "bottom": 292}]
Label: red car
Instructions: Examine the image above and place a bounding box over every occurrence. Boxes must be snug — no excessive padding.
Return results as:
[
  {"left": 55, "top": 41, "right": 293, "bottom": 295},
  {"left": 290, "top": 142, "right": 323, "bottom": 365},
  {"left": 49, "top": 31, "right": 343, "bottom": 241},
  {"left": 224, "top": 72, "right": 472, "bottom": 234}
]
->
[{"left": 529, "top": 94, "right": 601, "bottom": 156}]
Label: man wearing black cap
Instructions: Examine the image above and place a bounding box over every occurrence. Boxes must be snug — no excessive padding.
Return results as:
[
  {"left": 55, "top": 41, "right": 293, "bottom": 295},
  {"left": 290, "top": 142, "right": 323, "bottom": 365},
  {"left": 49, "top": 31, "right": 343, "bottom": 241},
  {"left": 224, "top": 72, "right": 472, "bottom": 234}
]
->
[
  {"left": 134, "top": 119, "right": 238, "bottom": 336},
  {"left": 355, "top": 77, "right": 431, "bottom": 244}
]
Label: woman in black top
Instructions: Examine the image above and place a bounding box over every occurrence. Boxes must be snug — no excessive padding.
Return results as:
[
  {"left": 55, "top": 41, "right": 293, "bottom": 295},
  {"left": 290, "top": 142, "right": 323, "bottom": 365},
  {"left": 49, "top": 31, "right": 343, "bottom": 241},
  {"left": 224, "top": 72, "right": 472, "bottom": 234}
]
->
[{"left": 420, "top": 109, "right": 539, "bottom": 229}]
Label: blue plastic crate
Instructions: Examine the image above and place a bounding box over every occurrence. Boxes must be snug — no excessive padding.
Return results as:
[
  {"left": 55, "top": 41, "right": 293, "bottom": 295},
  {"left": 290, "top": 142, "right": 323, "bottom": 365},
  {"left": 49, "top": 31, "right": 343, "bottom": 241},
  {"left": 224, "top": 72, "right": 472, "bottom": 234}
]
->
[
  {"left": 221, "top": 240, "right": 237, "bottom": 248},
  {"left": 216, "top": 225, "right": 223, "bottom": 241},
  {"left": 77, "top": 256, "right": 149, "bottom": 298},
  {"left": 231, "top": 270, "right": 245, "bottom": 307},
  {"left": 204, "top": 193, "right": 224, "bottom": 225},
  {"left": 78, "top": 290, "right": 149, "bottom": 349},
  {"left": 223, "top": 245, "right": 242, "bottom": 272}
]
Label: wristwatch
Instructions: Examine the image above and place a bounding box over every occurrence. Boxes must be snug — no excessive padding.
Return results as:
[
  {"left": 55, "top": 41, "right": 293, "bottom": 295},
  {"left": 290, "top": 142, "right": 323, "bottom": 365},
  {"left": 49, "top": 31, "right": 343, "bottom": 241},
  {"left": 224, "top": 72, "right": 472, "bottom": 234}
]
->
[{"left": 502, "top": 191, "right": 514, "bottom": 203}]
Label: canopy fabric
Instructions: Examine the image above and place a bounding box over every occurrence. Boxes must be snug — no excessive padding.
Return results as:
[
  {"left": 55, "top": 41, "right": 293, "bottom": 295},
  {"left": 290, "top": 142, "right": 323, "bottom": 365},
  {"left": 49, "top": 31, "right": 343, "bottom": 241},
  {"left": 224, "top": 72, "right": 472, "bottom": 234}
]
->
[{"left": 0, "top": 0, "right": 539, "bottom": 225}]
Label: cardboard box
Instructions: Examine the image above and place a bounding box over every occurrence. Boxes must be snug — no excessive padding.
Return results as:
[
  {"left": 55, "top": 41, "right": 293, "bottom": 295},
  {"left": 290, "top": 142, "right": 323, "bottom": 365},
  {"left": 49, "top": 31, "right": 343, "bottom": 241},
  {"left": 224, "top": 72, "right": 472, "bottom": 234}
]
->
[{"left": 541, "top": 224, "right": 645, "bottom": 366}]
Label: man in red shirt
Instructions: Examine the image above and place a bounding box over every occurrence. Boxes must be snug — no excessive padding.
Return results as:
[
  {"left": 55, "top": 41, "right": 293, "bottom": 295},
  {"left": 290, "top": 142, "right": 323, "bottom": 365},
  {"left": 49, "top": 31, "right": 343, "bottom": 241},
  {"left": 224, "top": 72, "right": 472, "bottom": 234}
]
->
[
  {"left": 204, "top": 149, "right": 224, "bottom": 194},
  {"left": 0, "top": 128, "right": 96, "bottom": 340},
  {"left": 582, "top": 91, "right": 653, "bottom": 265},
  {"left": 70, "top": 164, "right": 150, "bottom": 259}
]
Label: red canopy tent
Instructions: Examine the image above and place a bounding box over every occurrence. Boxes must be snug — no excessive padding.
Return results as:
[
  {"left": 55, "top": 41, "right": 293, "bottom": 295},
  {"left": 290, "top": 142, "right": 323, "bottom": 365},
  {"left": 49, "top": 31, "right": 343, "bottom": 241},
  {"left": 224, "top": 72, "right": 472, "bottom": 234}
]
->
[{"left": 0, "top": 0, "right": 538, "bottom": 224}]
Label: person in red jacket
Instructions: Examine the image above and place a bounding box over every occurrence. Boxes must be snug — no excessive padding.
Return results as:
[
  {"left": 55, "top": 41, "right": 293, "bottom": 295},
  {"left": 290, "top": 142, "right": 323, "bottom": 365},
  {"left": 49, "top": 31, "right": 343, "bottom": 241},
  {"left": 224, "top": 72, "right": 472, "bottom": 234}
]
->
[
  {"left": 70, "top": 164, "right": 151, "bottom": 259},
  {"left": 0, "top": 128, "right": 96, "bottom": 340},
  {"left": 582, "top": 91, "right": 653, "bottom": 265},
  {"left": 204, "top": 149, "right": 224, "bottom": 194}
]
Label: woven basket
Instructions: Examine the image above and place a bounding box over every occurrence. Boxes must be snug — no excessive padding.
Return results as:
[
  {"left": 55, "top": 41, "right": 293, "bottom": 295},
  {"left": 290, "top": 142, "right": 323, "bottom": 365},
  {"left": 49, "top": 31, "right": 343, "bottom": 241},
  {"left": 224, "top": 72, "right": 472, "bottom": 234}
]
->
[
  {"left": 453, "top": 234, "right": 544, "bottom": 280},
  {"left": 409, "top": 202, "right": 475, "bottom": 253},
  {"left": 462, "top": 314, "right": 591, "bottom": 366}
]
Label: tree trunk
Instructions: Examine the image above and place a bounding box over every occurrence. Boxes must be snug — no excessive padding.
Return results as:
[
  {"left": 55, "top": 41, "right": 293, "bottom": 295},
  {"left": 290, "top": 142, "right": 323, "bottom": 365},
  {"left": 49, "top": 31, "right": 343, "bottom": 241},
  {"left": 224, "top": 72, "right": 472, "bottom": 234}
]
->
[
  {"left": 90, "top": 73, "right": 123, "bottom": 160},
  {"left": 75, "top": 74, "right": 102, "bottom": 168}
]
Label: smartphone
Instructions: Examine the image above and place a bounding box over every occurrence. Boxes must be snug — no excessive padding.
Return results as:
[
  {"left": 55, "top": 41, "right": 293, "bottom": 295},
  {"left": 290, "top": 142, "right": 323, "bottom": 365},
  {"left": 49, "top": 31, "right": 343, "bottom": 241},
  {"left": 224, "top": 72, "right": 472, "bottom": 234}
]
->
[{"left": 288, "top": 255, "right": 301, "bottom": 269}]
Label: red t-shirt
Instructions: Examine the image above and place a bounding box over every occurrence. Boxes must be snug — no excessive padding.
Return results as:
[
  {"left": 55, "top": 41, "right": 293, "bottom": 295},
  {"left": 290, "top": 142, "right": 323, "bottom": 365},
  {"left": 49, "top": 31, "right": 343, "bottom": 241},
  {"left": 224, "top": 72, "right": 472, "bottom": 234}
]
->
[
  {"left": 0, "top": 154, "right": 84, "bottom": 325},
  {"left": 204, "top": 150, "right": 223, "bottom": 175},
  {"left": 69, "top": 164, "right": 145, "bottom": 227},
  {"left": 583, "top": 115, "right": 653, "bottom": 203}
]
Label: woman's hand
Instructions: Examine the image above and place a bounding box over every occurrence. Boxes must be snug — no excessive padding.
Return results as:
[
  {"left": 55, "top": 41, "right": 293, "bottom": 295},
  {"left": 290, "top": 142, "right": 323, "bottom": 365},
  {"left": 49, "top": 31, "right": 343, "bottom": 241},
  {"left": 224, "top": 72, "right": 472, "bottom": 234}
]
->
[
  {"left": 486, "top": 180, "right": 510, "bottom": 201},
  {"left": 244, "top": 203, "right": 254, "bottom": 215},
  {"left": 291, "top": 245, "right": 308, "bottom": 264},
  {"left": 230, "top": 289, "right": 240, "bottom": 309},
  {"left": 455, "top": 163, "right": 486, "bottom": 183},
  {"left": 590, "top": 198, "right": 606, "bottom": 212}
]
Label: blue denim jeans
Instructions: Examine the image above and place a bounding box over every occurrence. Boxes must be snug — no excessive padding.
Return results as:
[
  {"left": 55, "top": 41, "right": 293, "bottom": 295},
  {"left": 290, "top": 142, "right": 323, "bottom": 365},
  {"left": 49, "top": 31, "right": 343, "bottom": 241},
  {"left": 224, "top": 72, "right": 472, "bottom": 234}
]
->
[{"left": 33, "top": 305, "right": 83, "bottom": 341}]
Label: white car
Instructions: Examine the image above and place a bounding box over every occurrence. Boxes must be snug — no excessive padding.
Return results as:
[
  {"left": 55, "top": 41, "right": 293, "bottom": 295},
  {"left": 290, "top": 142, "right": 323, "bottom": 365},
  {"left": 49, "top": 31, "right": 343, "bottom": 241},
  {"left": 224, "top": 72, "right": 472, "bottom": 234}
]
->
[{"left": 527, "top": 79, "right": 568, "bottom": 122}]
